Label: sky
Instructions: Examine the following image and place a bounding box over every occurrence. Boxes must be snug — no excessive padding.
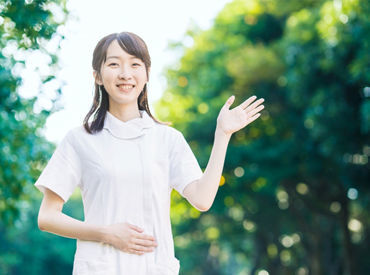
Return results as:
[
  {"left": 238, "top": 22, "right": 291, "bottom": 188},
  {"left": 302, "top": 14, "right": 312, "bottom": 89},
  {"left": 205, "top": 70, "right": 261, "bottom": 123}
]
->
[{"left": 33, "top": 0, "right": 232, "bottom": 142}]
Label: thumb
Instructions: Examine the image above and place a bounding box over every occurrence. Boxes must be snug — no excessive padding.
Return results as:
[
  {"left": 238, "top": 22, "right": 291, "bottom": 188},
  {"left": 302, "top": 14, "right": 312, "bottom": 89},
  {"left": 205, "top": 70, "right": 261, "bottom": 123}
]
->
[
  {"left": 224, "top": 95, "right": 235, "bottom": 109},
  {"left": 128, "top": 223, "right": 144, "bottom": 233}
]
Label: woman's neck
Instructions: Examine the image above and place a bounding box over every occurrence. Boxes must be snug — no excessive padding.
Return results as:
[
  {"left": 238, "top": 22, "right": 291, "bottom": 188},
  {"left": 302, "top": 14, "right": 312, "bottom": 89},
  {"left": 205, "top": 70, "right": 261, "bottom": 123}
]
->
[{"left": 108, "top": 105, "right": 142, "bottom": 123}]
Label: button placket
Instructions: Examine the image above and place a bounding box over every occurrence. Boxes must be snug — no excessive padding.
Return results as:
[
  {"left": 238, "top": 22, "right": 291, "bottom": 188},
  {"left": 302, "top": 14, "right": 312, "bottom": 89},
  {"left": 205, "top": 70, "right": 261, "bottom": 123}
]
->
[{"left": 138, "top": 128, "right": 156, "bottom": 268}]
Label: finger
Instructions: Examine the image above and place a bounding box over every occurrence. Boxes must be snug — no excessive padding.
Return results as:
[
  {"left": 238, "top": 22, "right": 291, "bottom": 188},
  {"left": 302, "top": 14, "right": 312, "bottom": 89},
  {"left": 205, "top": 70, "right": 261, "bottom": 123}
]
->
[
  {"left": 246, "top": 113, "right": 261, "bottom": 125},
  {"left": 245, "top": 105, "right": 264, "bottom": 117},
  {"left": 128, "top": 223, "right": 144, "bottom": 233},
  {"left": 222, "top": 95, "right": 235, "bottom": 110},
  {"left": 244, "top": 98, "right": 264, "bottom": 112},
  {"left": 128, "top": 249, "right": 144, "bottom": 256},
  {"left": 130, "top": 244, "right": 155, "bottom": 253},
  {"left": 240, "top": 95, "right": 257, "bottom": 109},
  {"left": 132, "top": 232, "right": 156, "bottom": 242},
  {"left": 134, "top": 238, "right": 158, "bottom": 247}
]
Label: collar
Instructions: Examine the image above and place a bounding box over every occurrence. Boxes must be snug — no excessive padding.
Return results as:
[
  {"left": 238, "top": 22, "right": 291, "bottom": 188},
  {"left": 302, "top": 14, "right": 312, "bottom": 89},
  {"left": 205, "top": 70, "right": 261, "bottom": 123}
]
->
[{"left": 103, "top": 110, "right": 155, "bottom": 139}]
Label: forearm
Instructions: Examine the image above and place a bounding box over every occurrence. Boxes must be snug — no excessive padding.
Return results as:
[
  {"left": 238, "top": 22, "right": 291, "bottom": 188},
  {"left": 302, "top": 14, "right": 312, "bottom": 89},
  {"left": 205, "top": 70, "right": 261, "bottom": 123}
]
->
[
  {"left": 189, "top": 128, "right": 231, "bottom": 210},
  {"left": 38, "top": 210, "right": 107, "bottom": 243}
]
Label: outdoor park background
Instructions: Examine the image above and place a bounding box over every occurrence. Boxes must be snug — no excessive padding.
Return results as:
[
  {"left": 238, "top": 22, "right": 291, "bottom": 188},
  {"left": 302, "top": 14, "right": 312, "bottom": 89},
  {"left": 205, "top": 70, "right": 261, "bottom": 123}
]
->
[{"left": 0, "top": 0, "right": 369, "bottom": 274}]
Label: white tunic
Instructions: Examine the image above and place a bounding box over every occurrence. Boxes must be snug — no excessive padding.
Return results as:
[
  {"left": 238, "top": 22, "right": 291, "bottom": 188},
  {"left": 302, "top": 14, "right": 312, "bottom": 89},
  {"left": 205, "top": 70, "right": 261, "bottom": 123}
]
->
[{"left": 34, "top": 110, "right": 203, "bottom": 275}]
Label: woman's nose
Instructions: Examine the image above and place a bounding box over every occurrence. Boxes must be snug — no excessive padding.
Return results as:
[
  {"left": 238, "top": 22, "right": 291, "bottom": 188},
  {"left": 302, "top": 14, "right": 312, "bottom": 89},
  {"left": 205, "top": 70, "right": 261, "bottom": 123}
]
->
[{"left": 118, "top": 69, "right": 132, "bottom": 80}]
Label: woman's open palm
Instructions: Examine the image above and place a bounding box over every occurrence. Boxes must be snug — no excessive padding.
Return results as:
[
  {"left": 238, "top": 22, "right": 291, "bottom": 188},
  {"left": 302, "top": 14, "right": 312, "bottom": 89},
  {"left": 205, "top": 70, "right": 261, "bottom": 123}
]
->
[{"left": 216, "top": 95, "right": 265, "bottom": 136}]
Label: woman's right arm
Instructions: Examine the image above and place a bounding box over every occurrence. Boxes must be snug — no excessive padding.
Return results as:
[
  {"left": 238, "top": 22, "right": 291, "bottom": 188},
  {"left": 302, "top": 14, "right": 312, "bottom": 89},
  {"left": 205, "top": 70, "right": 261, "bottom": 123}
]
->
[
  {"left": 37, "top": 188, "right": 157, "bottom": 255},
  {"left": 37, "top": 188, "right": 106, "bottom": 242}
]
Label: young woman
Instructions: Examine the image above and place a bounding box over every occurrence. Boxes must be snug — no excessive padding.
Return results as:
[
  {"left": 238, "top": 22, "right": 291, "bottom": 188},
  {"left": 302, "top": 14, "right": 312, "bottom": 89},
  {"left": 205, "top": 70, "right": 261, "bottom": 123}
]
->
[{"left": 35, "top": 32, "right": 265, "bottom": 275}]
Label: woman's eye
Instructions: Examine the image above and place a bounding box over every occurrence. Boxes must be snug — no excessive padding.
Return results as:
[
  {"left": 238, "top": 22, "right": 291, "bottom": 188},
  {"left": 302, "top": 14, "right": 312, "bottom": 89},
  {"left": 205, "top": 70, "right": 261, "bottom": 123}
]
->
[
  {"left": 109, "top": 63, "right": 118, "bottom": 66},
  {"left": 133, "top": 63, "right": 141, "bottom": 66}
]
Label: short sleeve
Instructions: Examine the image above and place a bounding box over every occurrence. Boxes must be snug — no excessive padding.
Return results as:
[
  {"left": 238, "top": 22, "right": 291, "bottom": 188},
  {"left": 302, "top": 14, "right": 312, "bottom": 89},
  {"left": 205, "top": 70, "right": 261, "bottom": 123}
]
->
[
  {"left": 34, "top": 130, "right": 82, "bottom": 203},
  {"left": 169, "top": 130, "right": 203, "bottom": 196}
]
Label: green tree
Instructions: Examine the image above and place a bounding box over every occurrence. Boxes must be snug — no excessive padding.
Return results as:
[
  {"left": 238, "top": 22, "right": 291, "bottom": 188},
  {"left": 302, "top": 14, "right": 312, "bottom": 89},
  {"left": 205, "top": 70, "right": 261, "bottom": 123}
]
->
[
  {"left": 0, "top": 0, "right": 68, "bottom": 225},
  {"left": 156, "top": 0, "right": 369, "bottom": 274},
  {"left": 0, "top": 0, "right": 73, "bottom": 273}
]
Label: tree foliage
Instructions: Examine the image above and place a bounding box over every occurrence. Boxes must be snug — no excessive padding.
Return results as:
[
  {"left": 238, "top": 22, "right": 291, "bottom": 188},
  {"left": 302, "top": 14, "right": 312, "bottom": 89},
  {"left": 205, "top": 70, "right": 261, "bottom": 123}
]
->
[
  {"left": 0, "top": 0, "right": 74, "bottom": 272},
  {"left": 156, "top": 0, "right": 370, "bottom": 274},
  {"left": 0, "top": 0, "right": 68, "bottom": 225}
]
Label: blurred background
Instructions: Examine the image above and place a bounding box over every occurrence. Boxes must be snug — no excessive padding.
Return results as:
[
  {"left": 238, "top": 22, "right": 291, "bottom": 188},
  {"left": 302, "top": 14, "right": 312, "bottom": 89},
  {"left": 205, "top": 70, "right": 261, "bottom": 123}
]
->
[{"left": 0, "top": 0, "right": 369, "bottom": 274}]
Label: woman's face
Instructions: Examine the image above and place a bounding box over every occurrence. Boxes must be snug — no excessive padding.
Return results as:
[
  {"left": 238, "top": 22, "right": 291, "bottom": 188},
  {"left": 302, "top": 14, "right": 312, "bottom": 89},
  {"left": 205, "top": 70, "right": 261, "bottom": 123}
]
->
[{"left": 95, "top": 39, "right": 148, "bottom": 111}]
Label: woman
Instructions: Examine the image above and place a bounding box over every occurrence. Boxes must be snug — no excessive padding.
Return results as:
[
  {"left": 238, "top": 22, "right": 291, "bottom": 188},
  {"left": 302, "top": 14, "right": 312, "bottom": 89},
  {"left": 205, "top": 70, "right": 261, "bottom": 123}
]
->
[{"left": 35, "top": 31, "right": 265, "bottom": 275}]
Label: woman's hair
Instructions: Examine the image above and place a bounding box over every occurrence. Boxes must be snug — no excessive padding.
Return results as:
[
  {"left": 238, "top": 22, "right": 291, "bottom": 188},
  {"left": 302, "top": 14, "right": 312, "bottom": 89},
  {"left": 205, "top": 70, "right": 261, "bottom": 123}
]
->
[{"left": 83, "top": 31, "right": 170, "bottom": 134}]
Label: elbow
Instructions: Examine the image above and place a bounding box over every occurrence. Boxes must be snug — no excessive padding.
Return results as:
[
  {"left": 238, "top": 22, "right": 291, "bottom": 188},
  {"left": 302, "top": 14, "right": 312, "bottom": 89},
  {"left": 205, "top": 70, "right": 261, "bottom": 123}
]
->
[
  {"left": 198, "top": 207, "right": 210, "bottom": 212},
  {"left": 195, "top": 202, "right": 212, "bottom": 212},
  {"left": 38, "top": 214, "right": 46, "bottom": 231},
  {"left": 37, "top": 211, "right": 50, "bottom": 231}
]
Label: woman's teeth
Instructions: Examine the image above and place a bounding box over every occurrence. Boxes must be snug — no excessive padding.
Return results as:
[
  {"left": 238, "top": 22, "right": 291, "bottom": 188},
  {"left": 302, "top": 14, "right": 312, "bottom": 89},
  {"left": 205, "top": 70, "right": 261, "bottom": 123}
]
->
[{"left": 118, "top": 85, "right": 134, "bottom": 91}]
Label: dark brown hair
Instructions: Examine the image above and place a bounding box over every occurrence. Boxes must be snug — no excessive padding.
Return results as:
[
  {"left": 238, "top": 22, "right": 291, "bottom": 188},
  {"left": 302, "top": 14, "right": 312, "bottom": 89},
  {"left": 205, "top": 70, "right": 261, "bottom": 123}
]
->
[{"left": 83, "top": 32, "right": 170, "bottom": 134}]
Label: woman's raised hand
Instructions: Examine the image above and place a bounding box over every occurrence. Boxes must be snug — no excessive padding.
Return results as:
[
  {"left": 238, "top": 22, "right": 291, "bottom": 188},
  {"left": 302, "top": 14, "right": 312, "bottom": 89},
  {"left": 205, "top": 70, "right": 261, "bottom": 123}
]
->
[
  {"left": 216, "top": 95, "right": 265, "bottom": 136},
  {"left": 103, "top": 222, "right": 157, "bottom": 255}
]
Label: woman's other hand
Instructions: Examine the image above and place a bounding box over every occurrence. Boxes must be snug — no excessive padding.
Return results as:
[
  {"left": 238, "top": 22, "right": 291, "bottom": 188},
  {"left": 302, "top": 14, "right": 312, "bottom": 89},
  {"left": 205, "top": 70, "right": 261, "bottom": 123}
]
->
[
  {"left": 103, "top": 222, "right": 157, "bottom": 255},
  {"left": 216, "top": 95, "right": 265, "bottom": 136}
]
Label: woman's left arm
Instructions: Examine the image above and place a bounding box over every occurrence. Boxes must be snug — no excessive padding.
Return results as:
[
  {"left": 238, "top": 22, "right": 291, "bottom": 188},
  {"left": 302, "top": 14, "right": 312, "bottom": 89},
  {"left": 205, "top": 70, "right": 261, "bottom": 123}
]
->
[{"left": 183, "top": 95, "right": 265, "bottom": 211}]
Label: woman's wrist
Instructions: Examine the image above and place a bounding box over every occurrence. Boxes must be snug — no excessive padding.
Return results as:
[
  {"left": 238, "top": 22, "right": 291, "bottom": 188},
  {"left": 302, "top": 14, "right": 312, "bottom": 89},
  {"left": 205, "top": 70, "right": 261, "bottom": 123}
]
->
[
  {"left": 215, "top": 127, "right": 232, "bottom": 141},
  {"left": 98, "top": 225, "right": 112, "bottom": 244}
]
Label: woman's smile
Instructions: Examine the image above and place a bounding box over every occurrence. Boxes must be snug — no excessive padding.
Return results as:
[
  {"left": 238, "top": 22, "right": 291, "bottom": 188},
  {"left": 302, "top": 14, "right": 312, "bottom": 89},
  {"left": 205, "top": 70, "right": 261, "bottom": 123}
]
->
[{"left": 117, "top": 84, "right": 135, "bottom": 93}]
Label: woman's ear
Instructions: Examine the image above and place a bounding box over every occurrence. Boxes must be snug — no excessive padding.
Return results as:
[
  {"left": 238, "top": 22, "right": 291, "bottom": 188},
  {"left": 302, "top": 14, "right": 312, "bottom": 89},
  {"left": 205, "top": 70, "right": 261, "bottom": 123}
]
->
[{"left": 93, "top": 71, "right": 103, "bottom": 85}]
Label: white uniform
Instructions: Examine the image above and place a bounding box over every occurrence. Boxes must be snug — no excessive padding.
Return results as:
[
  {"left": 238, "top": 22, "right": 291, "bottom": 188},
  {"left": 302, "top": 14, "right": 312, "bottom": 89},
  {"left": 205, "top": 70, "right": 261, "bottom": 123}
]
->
[{"left": 34, "top": 110, "right": 203, "bottom": 275}]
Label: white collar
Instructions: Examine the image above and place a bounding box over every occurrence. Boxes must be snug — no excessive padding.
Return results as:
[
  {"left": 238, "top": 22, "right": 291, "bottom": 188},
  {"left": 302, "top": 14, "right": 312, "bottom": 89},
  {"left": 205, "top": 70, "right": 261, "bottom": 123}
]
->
[{"left": 103, "top": 110, "right": 155, "bottom": 139}]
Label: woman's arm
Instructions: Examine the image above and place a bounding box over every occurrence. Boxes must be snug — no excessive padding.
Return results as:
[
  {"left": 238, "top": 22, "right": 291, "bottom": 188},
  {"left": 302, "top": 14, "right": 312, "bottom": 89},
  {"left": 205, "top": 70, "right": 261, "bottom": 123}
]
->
[
  {"left": 183, "top": 95, "right": 265, "bottom": 211},
  {"left": 38, "top": 188, "right": 106, "bottom": 242},
  {"left": 38, "top": 188, "right": 157, "bottom": 255},
  {"left": 183, "top": 129, "right": 231, "bottom": 211}
]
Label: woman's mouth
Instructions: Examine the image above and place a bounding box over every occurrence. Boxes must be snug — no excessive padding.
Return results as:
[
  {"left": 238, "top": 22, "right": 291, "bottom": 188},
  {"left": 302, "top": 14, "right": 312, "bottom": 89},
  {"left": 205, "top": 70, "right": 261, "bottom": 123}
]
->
[{"left": 117, "top": 84, "right": 135, "bottom": 92}]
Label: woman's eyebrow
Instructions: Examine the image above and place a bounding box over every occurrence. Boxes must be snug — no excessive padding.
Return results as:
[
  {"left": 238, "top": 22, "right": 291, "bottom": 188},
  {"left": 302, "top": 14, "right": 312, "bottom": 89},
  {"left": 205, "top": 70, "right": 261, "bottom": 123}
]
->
[
  {"left": 106, "top": 55, "right": 139, "bottom": 61},
  {"left": 106, "top": 56, "right": 119, "bottom": 61}
]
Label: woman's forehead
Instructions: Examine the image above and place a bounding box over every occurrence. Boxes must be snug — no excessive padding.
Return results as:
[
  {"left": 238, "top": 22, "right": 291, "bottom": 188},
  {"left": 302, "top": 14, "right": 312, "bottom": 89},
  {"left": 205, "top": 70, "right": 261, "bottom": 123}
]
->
[{"left": 106, "top": 40, "right": 137, "bottom": 59}]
